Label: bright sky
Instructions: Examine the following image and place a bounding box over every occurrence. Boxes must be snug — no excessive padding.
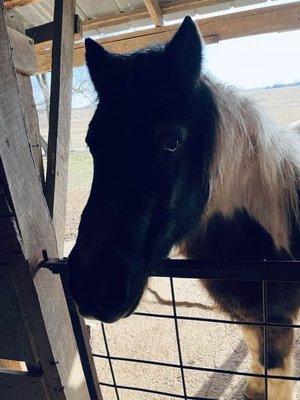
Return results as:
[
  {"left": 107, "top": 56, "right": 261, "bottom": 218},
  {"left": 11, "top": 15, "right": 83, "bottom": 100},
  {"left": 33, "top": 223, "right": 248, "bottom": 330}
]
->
[
  {"left": 204, "top": 29, "right": 300, "bottom": 89},
  {"left": 32, "top": 25, "right": 300, "bottom": 109}
]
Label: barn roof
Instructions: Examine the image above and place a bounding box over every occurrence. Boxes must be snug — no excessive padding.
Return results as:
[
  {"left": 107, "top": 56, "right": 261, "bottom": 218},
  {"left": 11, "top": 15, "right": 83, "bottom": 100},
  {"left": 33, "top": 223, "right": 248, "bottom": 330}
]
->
[{"left": 4, "top": 0, "right": 300, "bottom": 73}]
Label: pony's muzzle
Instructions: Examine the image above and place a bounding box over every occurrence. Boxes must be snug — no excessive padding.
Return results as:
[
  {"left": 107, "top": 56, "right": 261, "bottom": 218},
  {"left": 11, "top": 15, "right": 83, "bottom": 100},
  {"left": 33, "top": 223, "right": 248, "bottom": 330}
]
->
[{"left": 68, "top": 245, "right": 148, "bottom": 323}]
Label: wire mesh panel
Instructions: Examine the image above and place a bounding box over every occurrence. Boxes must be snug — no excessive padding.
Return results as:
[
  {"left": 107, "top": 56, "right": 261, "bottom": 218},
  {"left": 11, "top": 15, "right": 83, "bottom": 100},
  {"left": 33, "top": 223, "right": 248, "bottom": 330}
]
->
[{"left": 90, "top": 260, "right": 300, "bottom": 400}]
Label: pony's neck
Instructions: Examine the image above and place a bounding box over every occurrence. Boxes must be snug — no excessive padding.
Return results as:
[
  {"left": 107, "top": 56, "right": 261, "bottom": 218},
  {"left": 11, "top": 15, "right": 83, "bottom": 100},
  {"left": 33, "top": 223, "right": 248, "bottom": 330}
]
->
[{"left": 203, "top": 78, "right": 300, "bottom": 253}]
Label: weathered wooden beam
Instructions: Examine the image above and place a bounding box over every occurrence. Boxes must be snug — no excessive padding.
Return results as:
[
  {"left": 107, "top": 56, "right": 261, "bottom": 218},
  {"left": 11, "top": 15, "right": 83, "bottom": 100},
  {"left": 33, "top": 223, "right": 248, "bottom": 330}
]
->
[
  {"left": 62, "top": 276, "right": 104, "bottom": 400},
  {"left": 7, "top": 27, "right": 36, "bottom": 75},
  {"left": 27, "top": 15, "right": 82, "bottom": 44},
  {"left": 143, "top": 0, "right": 163, "bottom": 26},
  {"left": 36, "top": 2, "right": 300, "bottom": 74},
  {"left": 162, "top": 0, "right": 225, "bottom": 14},
  {"left": 82, "top": 0, "right": 225, "bottom": 31},
  {"left": 0, "top": 16, "right": 53, "bottom": 267},
  {"left": 45, "top": 0, "right": 75, "bottom": 256},
  {"left": 4, "top": 0, "right": 40, "bottom": 9},
  {"left": 0, "top": 359, "right": 24, "bottom": 370},
  {"left": 26, "top": 21, "right": 56, "bottom": 44},
  {"left": 6, "top": 26, "right": 44, "bottom": 197},
  {"left": 82, "top": 6, "right": 149, "bottom": 31},
  {"left": 0, "top": 3, "right": 91, "bottom": 398},
  {"left": 4, "top": 11, "right": 25, "bottom": 32},
  {"left": 16, "top": 74, "right": 44, "bottom": 181},
  {"left": 27, "top": 14, "right": 82, "bottom": 54}
]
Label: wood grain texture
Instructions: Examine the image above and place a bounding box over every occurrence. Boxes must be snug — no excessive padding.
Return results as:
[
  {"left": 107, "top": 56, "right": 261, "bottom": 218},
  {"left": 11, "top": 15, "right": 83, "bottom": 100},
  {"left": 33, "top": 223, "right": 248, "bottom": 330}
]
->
[
  {"left": 27, "top": 16, "right": 82, "bottom": 44},
  {"left": 62, "top": 275, "right": 103, "bottom": 400},
  {"left": 143, "top": 0, "right": 163, "bottom": 26},
  {"left": 7, "top": 27, "right": 36, "bottom": 75},
  {"left": 82, "top": 0, "right": 225, "bottom": 31},
  {"left": 16, "top": 73, "right": 44, "bottom": 182},
  {"left": 4, "top": 11, "right": 25, "bottom": 32},
  {"left": 161, "top": 0, "right": 225, "bottom": 14},
  {"left": 4, "top": 0, "right": 40, "bottom": 10},
  {"left": 83, "top": 6, "right": 150, "bottom": 31},
  {"left": 37, "top": 2, "right": 300, "bottom": 73},
  {"left": 0, "top": 5, "right": 91, "bottom": 399},
  {"left": 0, "top": 17, "right": 56, "bottom": 266},
  {"left": 27, "top": 16, "right": 82, "bottom": 54},
  {"left": 45, "top": 0, "right": 75, "bottom": 256},
  {"left": 12, "top": 262, "right": 91, "bottom": 400},
  {"left": 0, "top": 360, "right": 23, "bottom": 370}
]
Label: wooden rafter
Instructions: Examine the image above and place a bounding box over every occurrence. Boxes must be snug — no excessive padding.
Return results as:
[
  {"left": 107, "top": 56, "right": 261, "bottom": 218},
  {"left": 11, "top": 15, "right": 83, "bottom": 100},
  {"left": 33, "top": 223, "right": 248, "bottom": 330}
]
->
[
  {"left": 160, "top": 0, "right": 224, "bottom": 14},
  {"left": 83, "top": 7, "right": 149, "bottom": 31},
  {"left": 143, "top": 0, "right": 163, "bottom": 26},
  {"left": 83, "top": 0, "right": 225, "bottom": 31},
  {"left": 26, "top": 15, "right": 82, "bottom": 54},
  {"left": 4, "top": 0, "right": 40, "bottom": 10},
  {"left": 36, "top": 2, "right": 300, "bottom": 74}
]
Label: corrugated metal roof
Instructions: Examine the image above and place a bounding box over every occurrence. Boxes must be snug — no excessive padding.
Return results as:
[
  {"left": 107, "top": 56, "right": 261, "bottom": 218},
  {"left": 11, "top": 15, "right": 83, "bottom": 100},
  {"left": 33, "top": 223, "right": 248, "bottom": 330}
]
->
[
  {"left": 6, "top": 0, "right": 276, "bottom": 38},
  {"left": 11, "top": 0, "right": 54, "bottom": 27},
  {"left": 8, "top": 0, "right": 146, "bottom": 29}
]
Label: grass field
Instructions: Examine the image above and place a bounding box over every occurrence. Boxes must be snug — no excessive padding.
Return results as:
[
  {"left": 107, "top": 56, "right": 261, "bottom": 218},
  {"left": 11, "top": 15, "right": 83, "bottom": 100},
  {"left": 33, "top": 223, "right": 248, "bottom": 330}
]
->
[
  {"left": 61, "top": 85, "right": 300, "bottom": 399},
  {"left": 65, "top": 152, "right": 92, "bottom": 244}
]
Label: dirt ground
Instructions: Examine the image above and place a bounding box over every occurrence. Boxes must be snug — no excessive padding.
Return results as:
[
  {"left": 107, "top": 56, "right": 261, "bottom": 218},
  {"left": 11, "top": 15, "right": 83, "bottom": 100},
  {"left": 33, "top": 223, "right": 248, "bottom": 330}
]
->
[{"left": 60, "top": 85, "right": 300, "bottom": 399}]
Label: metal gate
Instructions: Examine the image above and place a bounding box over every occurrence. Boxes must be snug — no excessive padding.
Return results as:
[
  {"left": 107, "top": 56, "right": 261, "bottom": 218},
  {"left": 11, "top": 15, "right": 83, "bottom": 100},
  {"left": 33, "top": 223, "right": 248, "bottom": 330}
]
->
[{"left": 44, "top": 259, "right": 300, "bottom": 399}]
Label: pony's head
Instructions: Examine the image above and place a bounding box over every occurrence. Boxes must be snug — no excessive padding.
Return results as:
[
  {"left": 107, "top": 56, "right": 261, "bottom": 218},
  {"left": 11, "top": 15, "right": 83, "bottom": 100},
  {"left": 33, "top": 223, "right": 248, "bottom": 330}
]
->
[{"left": 68, "top": 17, "right": 217, "bottom": 322}]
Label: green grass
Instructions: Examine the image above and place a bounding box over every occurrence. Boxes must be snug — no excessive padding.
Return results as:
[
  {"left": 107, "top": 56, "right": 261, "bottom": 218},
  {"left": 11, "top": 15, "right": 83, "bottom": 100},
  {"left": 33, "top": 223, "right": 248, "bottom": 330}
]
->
[
  {"left": 65, "top": 152, "right": 93, "bottom": 242},
  {"left": 68, "top": 151, "right": 93, "bottom": 190}
]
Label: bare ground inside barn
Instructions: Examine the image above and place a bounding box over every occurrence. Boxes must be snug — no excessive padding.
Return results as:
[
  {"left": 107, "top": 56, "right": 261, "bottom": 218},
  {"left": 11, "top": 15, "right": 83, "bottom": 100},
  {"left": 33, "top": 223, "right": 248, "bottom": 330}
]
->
[{"left": 41, "top": 85, "right": 300, "bottom": 400}]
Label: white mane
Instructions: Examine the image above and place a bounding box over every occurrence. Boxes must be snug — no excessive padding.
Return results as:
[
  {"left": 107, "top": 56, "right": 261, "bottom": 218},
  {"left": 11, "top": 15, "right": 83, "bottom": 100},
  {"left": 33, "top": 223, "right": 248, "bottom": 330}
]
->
[{"left": 203, "top": 78, "right": 300, "bottom": 252}]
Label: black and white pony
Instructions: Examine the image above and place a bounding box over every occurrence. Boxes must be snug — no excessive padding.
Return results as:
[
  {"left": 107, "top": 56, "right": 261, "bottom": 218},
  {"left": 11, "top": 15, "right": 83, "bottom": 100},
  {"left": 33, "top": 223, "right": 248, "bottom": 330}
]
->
[{"left": 68, "top": 17, "right": 300, "bottom": 399}]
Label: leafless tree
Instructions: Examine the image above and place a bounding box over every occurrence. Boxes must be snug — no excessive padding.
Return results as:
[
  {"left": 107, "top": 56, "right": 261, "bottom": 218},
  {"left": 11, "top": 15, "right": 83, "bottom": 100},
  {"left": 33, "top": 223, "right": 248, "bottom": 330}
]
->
[
  {"left": 72, "top": 79, "right": 98, "bottom": 105},
  {"left": 35, "top": 73, "right": 97, "bottom": 154},
  {"left": 35, "top": 73, "right": 50, "bottom": 116},
  {"left": 35, "top": 73, "right": 50, "bottom": 154}
]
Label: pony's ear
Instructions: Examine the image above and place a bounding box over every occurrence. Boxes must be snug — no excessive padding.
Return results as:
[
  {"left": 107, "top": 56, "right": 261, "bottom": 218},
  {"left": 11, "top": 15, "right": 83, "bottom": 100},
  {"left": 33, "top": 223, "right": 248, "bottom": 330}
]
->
[
  {"left": 165, "top": 16, "right": 202, "bottom": 87},
  {"left": 85, "top": 38, "right": 111, "bottom": 93}
]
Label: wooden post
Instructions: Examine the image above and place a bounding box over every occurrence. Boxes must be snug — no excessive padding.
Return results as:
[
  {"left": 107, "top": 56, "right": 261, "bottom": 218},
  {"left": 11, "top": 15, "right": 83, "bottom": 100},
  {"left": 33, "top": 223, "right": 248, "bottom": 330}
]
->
[
  {"left": 42, "top": 2, "right": 104, "bottom": 388},
  {"left": 6, "top": 25, "right": 45, "bottom": 182},
  {"left": 0, "top": 1, "right": 91, "bottom": 398},
  {"left": 45, "top": 0, "right": 75, "bottom": 256},
  {"left": 143, "top": 0, "right": 163, "bottom": 26}
]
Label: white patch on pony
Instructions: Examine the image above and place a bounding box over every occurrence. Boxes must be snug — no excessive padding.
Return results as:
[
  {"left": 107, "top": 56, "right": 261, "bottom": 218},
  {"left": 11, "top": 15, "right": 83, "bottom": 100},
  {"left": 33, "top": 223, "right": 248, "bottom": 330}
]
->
[
  {"left": 268, "top": 355, "right": 295, "bottom": 400},
  {"left": 203, "top": 78, "right": 300, "bottom": 253},
  {"left": 242, "top": 327, "right": 295, "bottom": 400},
  {"left": 242, "top": 326, "right": 265, "bottom": 399}
]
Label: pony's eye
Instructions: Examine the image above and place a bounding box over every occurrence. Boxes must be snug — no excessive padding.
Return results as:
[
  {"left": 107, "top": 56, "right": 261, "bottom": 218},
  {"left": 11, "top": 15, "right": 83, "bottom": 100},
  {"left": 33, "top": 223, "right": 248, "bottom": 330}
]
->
[{"left": 162, "top": 138, "right": 182, "bottom": 153}]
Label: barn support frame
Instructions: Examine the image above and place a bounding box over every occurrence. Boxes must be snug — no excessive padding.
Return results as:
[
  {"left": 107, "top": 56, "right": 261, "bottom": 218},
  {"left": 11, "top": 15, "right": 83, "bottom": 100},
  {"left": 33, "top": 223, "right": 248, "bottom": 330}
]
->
[
  {"left": 45, "top": 0, "right": 76, "bottom": 257},
  {"left": 0, "top": 0, "right": 102, "bottom": 398},
  {"left": 1, "top": 1, "right": 299, "bottom": 399}
]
